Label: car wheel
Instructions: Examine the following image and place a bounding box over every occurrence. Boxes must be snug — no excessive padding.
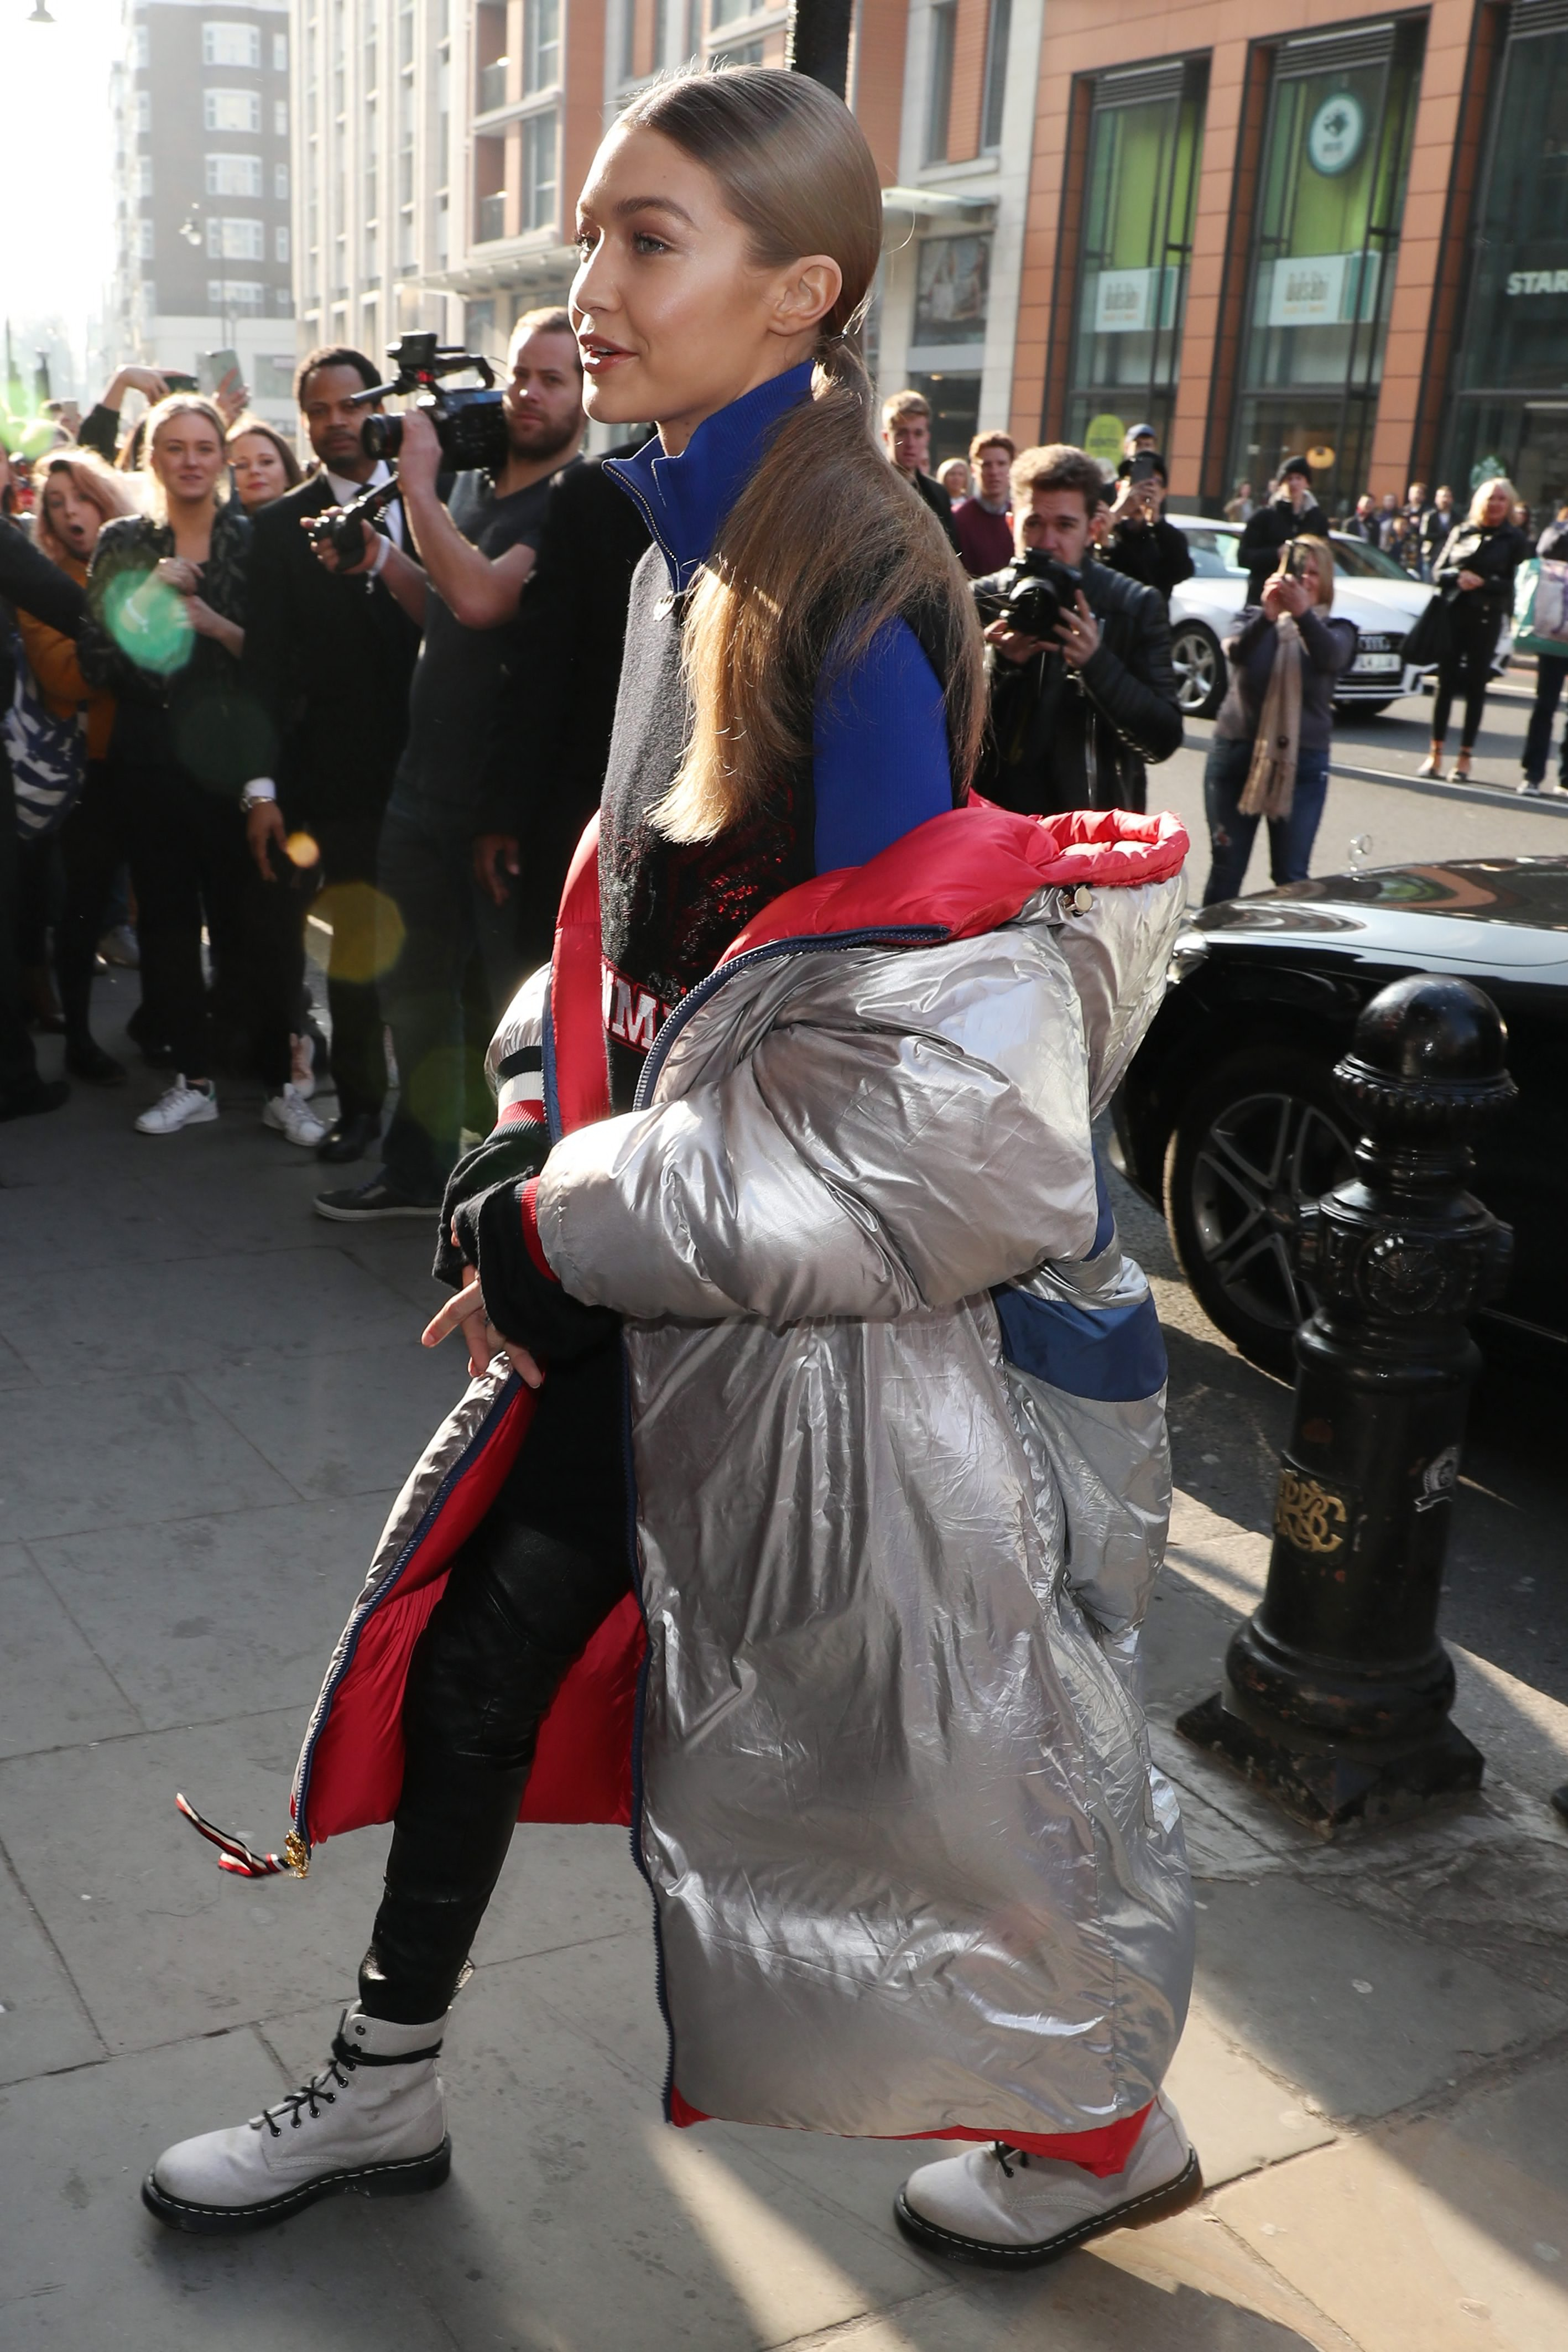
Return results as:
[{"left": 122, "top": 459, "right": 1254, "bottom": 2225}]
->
[
  {"left": 1164, "top": 1048, "right": 1355, "bottom": 1378},
  {"left": 1169, "top": 620, "right": 1226, "bottom": 718}
]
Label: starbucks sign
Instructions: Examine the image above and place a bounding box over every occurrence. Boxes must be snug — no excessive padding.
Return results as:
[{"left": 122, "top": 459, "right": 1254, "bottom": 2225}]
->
[{"left": 1306, "top": 90, "right": 1365, "bottom": 178}]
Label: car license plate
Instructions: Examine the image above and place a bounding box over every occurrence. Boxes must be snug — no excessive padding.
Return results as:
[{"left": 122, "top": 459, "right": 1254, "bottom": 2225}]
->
[{"left": 1355, "top": 653, "right": 1401, "bottom": 672}]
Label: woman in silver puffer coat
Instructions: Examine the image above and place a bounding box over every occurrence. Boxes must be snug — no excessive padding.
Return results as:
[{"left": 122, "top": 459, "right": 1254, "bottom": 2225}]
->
[{"left": 145, "top": 68, "right": 1200, "bottom": 2271}]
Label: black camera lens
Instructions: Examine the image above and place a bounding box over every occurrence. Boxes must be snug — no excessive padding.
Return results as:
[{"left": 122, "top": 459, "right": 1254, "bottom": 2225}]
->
[{"left": 361, "top": 412, "right": 402, "bottom": 460}]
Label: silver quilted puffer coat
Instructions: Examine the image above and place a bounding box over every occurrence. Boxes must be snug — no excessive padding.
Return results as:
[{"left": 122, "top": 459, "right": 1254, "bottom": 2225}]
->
[{"left": 290, "top": 804, "right": 1194, "bottom": 2147}]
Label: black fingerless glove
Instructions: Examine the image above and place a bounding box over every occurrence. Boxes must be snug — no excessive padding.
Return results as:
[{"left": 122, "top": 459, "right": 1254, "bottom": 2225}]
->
[
  {"left": 452, "top": 1178, "right": 621, "bottom": 1366},
  {"left": 433, "top": 1121, "right": 553, "bottom": 1289}
]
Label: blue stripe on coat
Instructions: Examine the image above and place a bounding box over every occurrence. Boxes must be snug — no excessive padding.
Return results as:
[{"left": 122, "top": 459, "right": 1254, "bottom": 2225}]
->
[{"left": 993, "top": 1284, "right": 1168, "bottom": 1404}]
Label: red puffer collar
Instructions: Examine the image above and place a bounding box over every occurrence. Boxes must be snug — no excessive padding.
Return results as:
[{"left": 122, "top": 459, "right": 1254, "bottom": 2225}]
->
[{"left": 721, "top": 803, "right": 1188, "bottom": 963}]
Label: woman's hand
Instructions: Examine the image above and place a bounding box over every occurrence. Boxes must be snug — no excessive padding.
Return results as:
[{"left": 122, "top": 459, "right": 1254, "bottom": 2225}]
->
[
  {"left": 155, "top": 556, "right": 202, "bottom": 596},
  {"left": 1264, "top": 570, "right": 1309, "bottom": 620},
  {"left": 184, "top": 596, "right": 242, "bottom": 655},
  {"left": 1457, "top": 568, "right": 1484, "bottom": 592},
  {"left": 421, "top": 1251, "right": 544, "bottom": 1387}
]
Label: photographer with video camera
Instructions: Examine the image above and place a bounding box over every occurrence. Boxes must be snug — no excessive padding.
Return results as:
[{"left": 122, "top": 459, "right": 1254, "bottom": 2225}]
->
[
  {"left": 972, "top": 442, "right": 1182, "bottom": 815},
  {"left": 310, "top": 311, "right": 588, "bottom": 1222},
  {"left": 238, "top": 347, "right": 421, "bottom": 1161}
]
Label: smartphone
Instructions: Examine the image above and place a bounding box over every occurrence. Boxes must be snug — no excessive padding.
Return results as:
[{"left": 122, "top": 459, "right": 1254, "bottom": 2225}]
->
[
  {"left": 163, "top": 371, "right": 200, "bottom": 393},
  {"left": 1129, "top": 450, "right": 1160, "bottom": 483},
  {"left": 200, "top": 349, "right": 243, "bottom": 400}
]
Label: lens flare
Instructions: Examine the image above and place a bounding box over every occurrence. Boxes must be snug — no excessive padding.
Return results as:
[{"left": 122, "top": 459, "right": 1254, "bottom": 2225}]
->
[
  {"left": 314, "top": 882, "right": 404, "bottom": 984},
  {"left": 103, "top": 571, "right": 194, "bottom": 677},
  {"left": 285, "top": 831, "right": 321, "bottom": 870}
]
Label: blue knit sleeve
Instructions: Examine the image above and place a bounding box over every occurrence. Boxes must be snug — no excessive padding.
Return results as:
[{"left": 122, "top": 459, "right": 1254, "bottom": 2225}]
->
[{"left": 811, "top": 616, "right": 953, "bottom": 872}]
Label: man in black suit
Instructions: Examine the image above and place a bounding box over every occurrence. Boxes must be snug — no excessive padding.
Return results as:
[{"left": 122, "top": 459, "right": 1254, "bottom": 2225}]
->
[
  {"left": 239, "top": 347, "right": 422, "bottom": 1163},
  {"left": 881, "top": 388, "right": 962, "bottom": 554}
]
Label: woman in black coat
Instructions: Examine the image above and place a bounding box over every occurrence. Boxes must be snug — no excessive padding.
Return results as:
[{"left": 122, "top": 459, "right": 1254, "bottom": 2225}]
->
[
  {"left": 79, "top": 395, "right": 257, "bottom": 1133},
  {"left": 1418, "top": 478, "right": 1529, "bottom": 784}
]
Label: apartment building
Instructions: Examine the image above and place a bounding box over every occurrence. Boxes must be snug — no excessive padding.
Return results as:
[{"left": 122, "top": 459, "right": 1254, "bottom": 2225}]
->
[
  {"left": 108, "top": 0, "right": 297, "bottom": 424},
  {"left": 287, "top": 3, "right": 1562, "bottom": 515}
]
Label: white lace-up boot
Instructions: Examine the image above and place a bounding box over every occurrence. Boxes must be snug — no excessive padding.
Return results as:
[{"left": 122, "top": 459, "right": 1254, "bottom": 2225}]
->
[
  {"left": 142, "top": 2004, "right": 450, "bottom": 2234},
  {"left": 894, "top": 2095, "right": 1202, "bottom": 2268}
]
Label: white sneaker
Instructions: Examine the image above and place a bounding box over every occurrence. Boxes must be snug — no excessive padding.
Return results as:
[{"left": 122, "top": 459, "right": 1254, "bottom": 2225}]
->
[
  {"left": 135, "top": 1076, "right": 218, "bottom": 1135},
  {"left": 894, "top": 2094, "right": 1202, "bottom": 2268},
  {"left": 142, "top": 2004, "right": 451, "bottom": 2235},
  {"left": 263, "top": 1083, "right": 327, "bottom": 1148},
  {"left": 290, "top": 1032, "right": 317, "bottom": 1099}
]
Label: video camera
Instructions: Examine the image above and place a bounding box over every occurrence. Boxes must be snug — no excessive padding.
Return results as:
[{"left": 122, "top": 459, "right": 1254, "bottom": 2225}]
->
[
  {"left": 975, "top": 550, "right": 1082, "bottom": 644},
  {"left": 355, "top": 332, "right": 509, "bottom": 472},
  {"left": 303, "top": 332, "right": 512, "bottom": 564}
]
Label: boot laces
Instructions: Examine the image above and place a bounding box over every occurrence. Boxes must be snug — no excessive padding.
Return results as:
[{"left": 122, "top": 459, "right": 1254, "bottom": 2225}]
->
[
  {"left": 253, "top": 2035, "right": 360, "bottom": 2137},
  {"left": 991, "top": 2142, "right": 1030, "bottom": 2178}
]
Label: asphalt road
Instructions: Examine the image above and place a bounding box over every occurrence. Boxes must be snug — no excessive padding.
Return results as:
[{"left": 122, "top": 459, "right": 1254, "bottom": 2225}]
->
[
  {"left": 1118, "top": 661, "right": 1568, "bottom": 1719},
  {"left": 1152, "top": 665, "right": 1568, "bottom": 891}
]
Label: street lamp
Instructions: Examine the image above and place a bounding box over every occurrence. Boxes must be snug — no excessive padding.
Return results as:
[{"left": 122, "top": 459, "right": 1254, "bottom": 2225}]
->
[{"left": 28, "top": 2, "right": 56, "bottom": 22}]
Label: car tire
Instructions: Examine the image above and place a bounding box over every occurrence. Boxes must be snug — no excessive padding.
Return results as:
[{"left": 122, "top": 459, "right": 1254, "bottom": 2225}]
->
[
  {"left": 1164, "top": 1047, "right": 1355, "bottom": 1380},
  {"left": 1335, "top": 697, "right": 1395, "bottom": 717},
  {"left": 1170, "top": 619, "right": 1226, "bottom": 719}
]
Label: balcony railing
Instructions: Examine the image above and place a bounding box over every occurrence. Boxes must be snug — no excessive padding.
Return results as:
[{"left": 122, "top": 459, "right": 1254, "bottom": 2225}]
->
[
  {"left": 477, "top": 58, "right": 508, "bottom": 113},
  {"left": 476, "top": 191, "right": 506, "bottom": 243}
]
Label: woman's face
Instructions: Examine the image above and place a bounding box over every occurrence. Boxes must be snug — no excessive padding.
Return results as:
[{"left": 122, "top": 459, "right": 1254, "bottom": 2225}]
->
[
  {"left": 228, "top": 430, "right": 290, "bottom": 510},
  {"left": 570, "top": 123, "right": 841, "bottom": 454},
  {"left": 42, "top": 470, "right": 103, "bottom": 560},
  {"left": 1483, "top": 486, "right": 1512, "bottom": 527},
  {"left": 150, "top": 413, "right": 226, "bottom": 505}
]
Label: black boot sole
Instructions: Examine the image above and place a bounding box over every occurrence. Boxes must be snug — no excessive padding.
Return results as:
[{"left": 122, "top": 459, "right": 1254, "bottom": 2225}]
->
[
  {"left": 893, "top": 2146, "right": 1205, "bottom": 2269},
  {"left": 140, "top": 2136, "right": 452, "bottom": 2235}
]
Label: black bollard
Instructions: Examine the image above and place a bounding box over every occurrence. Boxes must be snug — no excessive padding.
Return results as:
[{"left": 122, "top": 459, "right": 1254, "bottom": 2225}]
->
[{"left": 1178, "top": 975, "right": 1515, "bottom": 1834}]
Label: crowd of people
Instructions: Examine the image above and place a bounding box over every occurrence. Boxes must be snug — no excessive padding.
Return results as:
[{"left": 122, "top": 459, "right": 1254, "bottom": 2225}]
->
[{"left": 2, "top": 325, "right": 1563, "bottom": 1146}]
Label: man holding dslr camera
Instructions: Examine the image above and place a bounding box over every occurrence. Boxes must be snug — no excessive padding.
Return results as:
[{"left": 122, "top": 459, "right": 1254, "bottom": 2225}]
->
[{"left": 972, "top": 443, "right": 1182, "bottom": 814}]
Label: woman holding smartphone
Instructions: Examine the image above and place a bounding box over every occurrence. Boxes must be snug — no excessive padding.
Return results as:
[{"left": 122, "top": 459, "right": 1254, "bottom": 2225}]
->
[
  {"left": 147, "top": 69, "right": 1197, "bottom": 2272},
  {"left": 1202, "top": 537, "right": 1356, "bottom": 904}
]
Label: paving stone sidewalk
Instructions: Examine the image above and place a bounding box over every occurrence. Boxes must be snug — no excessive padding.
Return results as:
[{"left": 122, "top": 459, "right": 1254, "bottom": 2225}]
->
[{"left": 2, "top": 972, "right": 1566, "bottom": 2351}]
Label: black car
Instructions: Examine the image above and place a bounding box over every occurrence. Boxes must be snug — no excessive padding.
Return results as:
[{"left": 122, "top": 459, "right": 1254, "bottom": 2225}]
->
[{"left": 1112, "top": 857, "right": 1568, "bottom": 1378}]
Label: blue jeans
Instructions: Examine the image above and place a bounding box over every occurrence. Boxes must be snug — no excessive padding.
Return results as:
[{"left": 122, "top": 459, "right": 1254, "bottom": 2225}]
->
[
  {"left": 377, "top": 791, "right": 529, "bottom": 1201},
  {"left": 1202, "top": 736, "right": 1331, "bottom": 907}
]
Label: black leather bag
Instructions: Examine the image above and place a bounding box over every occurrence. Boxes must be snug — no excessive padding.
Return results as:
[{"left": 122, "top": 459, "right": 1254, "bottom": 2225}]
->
[{"left": 1403, "top": 590, "right": 1455, "bottom": 671}]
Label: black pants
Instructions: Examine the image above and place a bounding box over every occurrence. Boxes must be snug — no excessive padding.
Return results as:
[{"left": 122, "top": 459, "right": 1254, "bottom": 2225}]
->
[
  {"left": 1431, "top": 613, "right": 1500, "bottom": 751},
  {"left": 0, "top": 753, "right": 43, "bottom": 1101},
  {"left": 120, "top": 757, "right": 252, "bottom": 1081},
  {"left": 310, "top": 813, "right": 389, "bottom": 1122},
  {"left": 377, "top": 793, "right": 528, "bottom": 1203},
  {"left": 55, "top": 762, "right": 129, "bottom": 1042},
  {"left": 360, "top": 1343, "right": 631, "bottom": 2023},
  {"left": 1522, "top": 654, "right": 1568, "bottom": 784}
]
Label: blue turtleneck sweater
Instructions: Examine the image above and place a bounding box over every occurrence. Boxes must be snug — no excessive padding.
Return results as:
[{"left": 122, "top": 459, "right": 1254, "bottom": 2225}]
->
[{"left": 604, "top": 363, "right": 953, "bottom": 872}]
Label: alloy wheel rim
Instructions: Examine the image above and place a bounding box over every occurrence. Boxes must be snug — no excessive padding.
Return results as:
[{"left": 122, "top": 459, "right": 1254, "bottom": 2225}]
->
[{"left": 1189, "top": 1088, "right": 1353, "bottom": 1333}]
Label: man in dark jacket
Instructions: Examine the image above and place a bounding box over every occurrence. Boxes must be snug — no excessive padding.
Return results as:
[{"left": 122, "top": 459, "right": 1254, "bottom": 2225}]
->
[
  {"left": 881, "top": 388, "right": 961, "bottom": 554},
  {"left": 1238, "top": 456, "right": 1329, "bottom": 599},
  {"left": 1102, "top": 453, "right": 1194, "bottom": 605},
  {"left": 973, "top": 443, "right": 1182, "bottom": 815},
  {"left": 0, "top": 451, "right": 79, "bottom": 1121},
  {"left": 470, "top": 453, "right": 651, "bottom": 975},
  {"left": 238, "top": 346, "right": 422, "bottom": 1163}
]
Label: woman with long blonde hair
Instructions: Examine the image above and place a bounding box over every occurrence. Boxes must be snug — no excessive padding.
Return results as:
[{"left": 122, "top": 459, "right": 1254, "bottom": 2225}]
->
[
  {"left": 147, "top": 69, "right": 1197, "bottom": 2270},
  {"left": 1418, "top": 475, "right": 1529, "bottom": 782},
  {"left": 80, "top": 394, "right": 259, "bottom": 1132}
]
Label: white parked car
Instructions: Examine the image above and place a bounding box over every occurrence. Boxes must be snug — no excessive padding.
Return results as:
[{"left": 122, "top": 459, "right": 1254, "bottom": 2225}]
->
[{"left": 1164, "top": 516, "right": 1437, "bottom": 719}]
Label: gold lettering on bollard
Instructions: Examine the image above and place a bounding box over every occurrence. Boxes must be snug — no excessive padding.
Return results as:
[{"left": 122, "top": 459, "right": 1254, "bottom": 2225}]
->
[{"left": 1275, "top": 1470, "right": 1348, "bottom": 1554}]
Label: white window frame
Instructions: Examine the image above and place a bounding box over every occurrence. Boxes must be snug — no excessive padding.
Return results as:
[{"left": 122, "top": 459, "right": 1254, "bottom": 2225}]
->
[
  {"left": 202, "top": 22, "right": 262, "bottom": 69},
  {"left": 205, "top": 153, "right": 264, "bottom": 197},
  {"left": 205, "top": 89, "right": 263, "bottom": 133}
]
